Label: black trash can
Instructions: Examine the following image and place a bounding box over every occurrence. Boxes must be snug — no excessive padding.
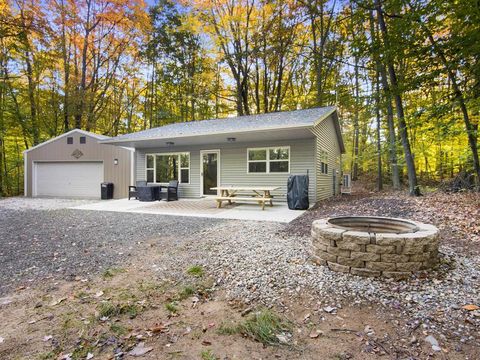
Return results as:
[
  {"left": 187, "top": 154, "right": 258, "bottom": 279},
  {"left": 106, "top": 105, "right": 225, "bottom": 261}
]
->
[
  {"left": 287, "top": 175, "right": 309, "bottom": 210},
  {"left": 101, "top": 182, "right": 114, "bottom": 200}
]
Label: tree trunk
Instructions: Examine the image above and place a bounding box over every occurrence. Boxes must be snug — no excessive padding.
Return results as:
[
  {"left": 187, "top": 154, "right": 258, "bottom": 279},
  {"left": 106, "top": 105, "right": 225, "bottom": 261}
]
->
[
  {"left": 375, "top": 0, "right": 420, "bottom": 196},
  {"left": 369, "top": 10, "right": 400, "bottom": 189},
  {"left": 375, "top": 69, "right": 383, "bottom": 191},
  {"left": 75, "top": 0, "right": 94, "bottom": 129},
  {"left": 352, "top": 55, "right": 360, "bottom": 181},
  {"left": 60, "top": 0, "right": 70, "bottom": 132},
  {"left": 381, "top": 65, "right": 401, "bottom": 189},
  {"left": 426, "top": 32, "right": 480, "bottom": 187}
]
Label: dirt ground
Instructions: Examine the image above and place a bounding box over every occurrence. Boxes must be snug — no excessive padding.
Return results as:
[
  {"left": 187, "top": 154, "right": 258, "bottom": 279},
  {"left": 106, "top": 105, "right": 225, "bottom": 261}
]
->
[
  {"left": 0, "top": 189, "right": 479, "bottom": 359},
  {"left": 2, "top": 256, "right": 478, "bottom": 360}
]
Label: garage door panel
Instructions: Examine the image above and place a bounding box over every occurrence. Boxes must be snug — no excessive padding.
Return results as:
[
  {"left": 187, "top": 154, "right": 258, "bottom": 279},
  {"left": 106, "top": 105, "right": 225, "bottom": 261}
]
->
[{"left": 35, "top": 162, "right": 103, "bottom": 198}]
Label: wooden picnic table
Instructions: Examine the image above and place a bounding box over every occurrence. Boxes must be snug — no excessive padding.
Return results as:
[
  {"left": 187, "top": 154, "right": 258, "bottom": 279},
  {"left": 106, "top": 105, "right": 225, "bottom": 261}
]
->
[{"left": 211, "top": 186, "right": 280, "bottom": 210}]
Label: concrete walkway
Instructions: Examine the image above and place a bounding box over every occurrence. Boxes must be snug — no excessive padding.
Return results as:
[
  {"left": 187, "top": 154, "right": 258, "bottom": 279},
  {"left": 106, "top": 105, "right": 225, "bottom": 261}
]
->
[{"left": 70, "top": 198, "right": 305, "bottom": 223}]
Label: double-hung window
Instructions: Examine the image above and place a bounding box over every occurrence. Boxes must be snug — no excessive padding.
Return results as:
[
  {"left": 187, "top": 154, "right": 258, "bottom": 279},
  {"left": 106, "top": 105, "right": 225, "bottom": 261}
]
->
[
  {"left": 319, "top": 149, "right": 328, "bottom": 174},
  {"left": 145, "top": 153, "right": 190, "bottom": 183},
  {"left": 247, "top": 147, "right": 290, "bottom": 173}
]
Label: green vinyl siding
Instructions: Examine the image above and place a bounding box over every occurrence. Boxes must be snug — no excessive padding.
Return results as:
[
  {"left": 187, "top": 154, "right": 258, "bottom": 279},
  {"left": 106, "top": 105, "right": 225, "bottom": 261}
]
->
[
  {"left": 135, "top": 138, "right": 316, "bottom": 203},
  {"left": 310, "top": 115, "right": 342, "bottom": 201}
]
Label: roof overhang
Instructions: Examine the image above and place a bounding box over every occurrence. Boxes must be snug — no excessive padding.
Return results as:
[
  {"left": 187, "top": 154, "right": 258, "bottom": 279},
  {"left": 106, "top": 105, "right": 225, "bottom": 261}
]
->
[
  {"left": 99, "top": 107, "right": 345, "bottom": 153},
  {"left": 328, "top": 110, "right": 346, "bottom": 154},
  {"left": 100, "top": 126, "right": 315, "bottom": 149}
]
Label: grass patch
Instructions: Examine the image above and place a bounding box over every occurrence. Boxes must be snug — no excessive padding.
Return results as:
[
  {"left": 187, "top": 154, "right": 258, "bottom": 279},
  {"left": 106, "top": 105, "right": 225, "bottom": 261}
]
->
[
  {"left": 216, "top": 308, "right": 291, "bottom": 346},
  {"left": 122, "top": 304, "right": 140, "bottom": 319},
  {"left": 39, "top": 351, "right": 57, "bottom": 360},
  {"left": 200, "top": 349, "right": 218, "bottom": 360},
  {"left": 186, "top": 265, "right": 204, "bottom": 277},
  {"left": 138, "top": 280, "right": 167, "bottom": 297},
  {"left": 102, "top": 267, "right": 126, "bottom": 279},
  {"left": 110, "top": 323, "right": 128, "bottom": 336},
  {"left": 217, "top": 321, "right": 241, "bottom": 335},
  {"left": 98, "top": 301, "right": 141, "bottom": 319},
  {"left": 165, "top": 302, "right": 178, "bottom": 314},
  {"left": 239, "top": 308, "right": 291, "bottom": 346},
  {"left": 61, "top": 312, "right": 83, "bottom": 332},
  {"left": 71, "top": 342, "right": 95, "bottom": 360},
  {"left": 98, "top": 301, "right": 118, "bottom": 318},
  {"left": 178, "top": 285, "right": 196, "bottom": 300},
  {"left": 116, "top": 288, "right": 138, "bottom": 301}
]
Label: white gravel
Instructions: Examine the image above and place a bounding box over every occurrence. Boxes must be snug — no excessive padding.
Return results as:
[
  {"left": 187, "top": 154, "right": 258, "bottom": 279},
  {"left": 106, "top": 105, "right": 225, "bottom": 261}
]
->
[
  {"left": 169, "top": 220, "right": 480, "bottom": 344},
  {"left": 0, "top": 197, "right": 98, "bottom": 210}
]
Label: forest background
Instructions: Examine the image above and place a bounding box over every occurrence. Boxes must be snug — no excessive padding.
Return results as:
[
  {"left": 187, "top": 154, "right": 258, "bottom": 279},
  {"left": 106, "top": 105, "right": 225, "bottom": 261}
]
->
[{"left": 0, "top": 0, "right": 478, "bottom": 196}]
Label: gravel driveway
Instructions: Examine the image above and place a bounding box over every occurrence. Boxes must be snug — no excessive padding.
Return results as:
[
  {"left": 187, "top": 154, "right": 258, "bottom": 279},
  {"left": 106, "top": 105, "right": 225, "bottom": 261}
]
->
[
  {"left": 0, "top": 198, "right": 223, "bottom": 295},
  {"left": 1, "top": 195, "right": 478, "bottom": 347}
]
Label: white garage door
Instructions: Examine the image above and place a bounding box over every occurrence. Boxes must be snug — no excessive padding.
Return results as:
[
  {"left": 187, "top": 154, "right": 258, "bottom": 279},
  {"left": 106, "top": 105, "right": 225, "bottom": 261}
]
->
[{"left": 34, "top": 162, "right": 103, "bottom": 198}]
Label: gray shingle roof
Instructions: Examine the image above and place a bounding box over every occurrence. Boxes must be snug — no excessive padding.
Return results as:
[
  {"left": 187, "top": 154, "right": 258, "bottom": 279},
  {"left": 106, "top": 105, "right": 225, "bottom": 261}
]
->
[{"left": 102, "top": 107, "right": 336, "bottom": 143}]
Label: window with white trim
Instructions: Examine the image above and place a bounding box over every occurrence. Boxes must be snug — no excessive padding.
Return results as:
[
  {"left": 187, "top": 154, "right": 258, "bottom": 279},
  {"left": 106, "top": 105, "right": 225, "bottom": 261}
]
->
[
  {"left": 319, "top": 149, "right": 328, "bottom": 174},
  {"left": 247, "top": 147, "right": 290, "bottom": 173},
  {"left": 145, "top": 153, "right": 190, "bottom": 183}
]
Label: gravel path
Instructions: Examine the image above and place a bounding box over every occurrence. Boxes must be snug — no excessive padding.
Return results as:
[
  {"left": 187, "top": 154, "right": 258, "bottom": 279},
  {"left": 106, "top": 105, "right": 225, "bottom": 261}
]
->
[
  {"left": 190, "top": 222, "right": 479, "bottom": 344},
  {"left": 0, "top": 203, "right": 222, "bottom": 295},
  {"left": 1, "top": 195, "right": 478, "bottom": 347},
  {"left": 0, "top": 197, "right": 97, "bottom": 210},
  {"left": 148, "top": 192, "right": 479, "bottom": 347}
]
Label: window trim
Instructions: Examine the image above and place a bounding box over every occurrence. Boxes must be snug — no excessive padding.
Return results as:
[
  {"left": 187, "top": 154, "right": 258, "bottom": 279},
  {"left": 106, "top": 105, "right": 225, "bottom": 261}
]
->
[
  {"left": 145, "top": 152, "right": 190, "bottom": 184},
  {"left": 319, "top": 148, "right": 329, "bottom": 175},
  {"left": 247, "top": 146, "right": 290, "bottom": 174}
]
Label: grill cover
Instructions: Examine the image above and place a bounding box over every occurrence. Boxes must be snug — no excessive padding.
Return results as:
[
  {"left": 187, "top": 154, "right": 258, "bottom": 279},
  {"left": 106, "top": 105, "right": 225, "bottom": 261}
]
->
[{"left": 287, "top": 175, "right": 309, "bottom": 210}]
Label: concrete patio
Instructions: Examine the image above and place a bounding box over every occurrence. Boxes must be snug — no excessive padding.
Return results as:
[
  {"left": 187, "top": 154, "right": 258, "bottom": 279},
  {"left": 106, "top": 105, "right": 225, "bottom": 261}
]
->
[{"left": 70, "top": 198, "right": 306, "bottom": 223}]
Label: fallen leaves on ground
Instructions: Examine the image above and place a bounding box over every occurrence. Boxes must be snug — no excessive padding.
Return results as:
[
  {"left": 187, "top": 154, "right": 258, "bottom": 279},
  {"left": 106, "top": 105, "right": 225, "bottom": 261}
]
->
[
  {"left": 309, "top": 329, "right": 324, "bottom": 338},
  {"left": 285, "top": 190, "right": 480, "bottom": 253},
  {"left": 128, "top": 342, "right": 153, "bottom": 356}
]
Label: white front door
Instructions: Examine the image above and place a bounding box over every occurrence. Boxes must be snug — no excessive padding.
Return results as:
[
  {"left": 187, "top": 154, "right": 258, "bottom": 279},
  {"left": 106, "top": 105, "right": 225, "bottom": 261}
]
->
[
  {"left": 200, "top": 150, "right": 220, "bottom": 196},
  {"left": 34, "top": 161, "right": 104, "bottom": 198}
]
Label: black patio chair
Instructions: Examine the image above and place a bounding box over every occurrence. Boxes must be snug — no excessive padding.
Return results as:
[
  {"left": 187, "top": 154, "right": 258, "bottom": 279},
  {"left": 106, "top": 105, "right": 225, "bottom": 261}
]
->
[
  {"left": 128, "top": 180, "right": 147, "bottom": 200},
  {"left": 161, "top": 180, "right": 179, "bottom": 201}
]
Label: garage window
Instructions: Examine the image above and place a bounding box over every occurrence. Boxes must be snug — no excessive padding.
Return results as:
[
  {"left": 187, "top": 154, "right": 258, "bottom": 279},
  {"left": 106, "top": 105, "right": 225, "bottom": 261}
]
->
[
  {"left": 67, "top": 137, "right": 73, "bottom": 144},
  {"left": 80, "top": 136, "right": 86, "bottom": 144}
]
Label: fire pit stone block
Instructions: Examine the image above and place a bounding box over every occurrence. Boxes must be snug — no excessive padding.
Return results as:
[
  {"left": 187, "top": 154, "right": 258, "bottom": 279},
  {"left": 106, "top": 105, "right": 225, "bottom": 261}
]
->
[{"left": 311, "top": 216, "right": 439, "bottom": 278}]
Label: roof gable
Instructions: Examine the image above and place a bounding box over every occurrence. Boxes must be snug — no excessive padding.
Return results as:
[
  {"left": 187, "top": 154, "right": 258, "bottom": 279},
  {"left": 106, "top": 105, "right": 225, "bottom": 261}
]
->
[{"left": 24, "top": 129, "right": 109, "bottom": 154}]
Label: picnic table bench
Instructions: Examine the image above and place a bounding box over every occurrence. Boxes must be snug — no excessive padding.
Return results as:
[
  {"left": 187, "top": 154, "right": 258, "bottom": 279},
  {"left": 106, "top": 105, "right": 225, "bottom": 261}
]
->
[{"left": 211, "top": 186, "right": 280, "bottom": 210}]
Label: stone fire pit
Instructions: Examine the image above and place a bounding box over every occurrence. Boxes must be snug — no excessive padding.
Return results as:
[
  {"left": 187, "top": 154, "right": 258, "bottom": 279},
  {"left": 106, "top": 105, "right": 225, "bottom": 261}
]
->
[{"left": 311, "top": 216, "right": 439, "bottom": 279}]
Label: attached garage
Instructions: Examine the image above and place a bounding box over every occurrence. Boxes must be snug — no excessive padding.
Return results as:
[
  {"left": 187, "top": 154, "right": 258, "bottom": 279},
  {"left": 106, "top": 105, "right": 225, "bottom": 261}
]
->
[{"left": 24, "top": 129, "right": 134, "bottom": 199}]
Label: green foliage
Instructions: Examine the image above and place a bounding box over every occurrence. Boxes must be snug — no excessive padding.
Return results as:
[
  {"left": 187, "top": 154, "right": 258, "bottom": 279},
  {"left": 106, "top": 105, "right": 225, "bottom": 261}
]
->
[
  {"left": 110, "top": 323, "right": 128, "bottom": 336},
  {"left": 216, "top": 322, "right": 241, "bottom": 335},
  {"left": 71, "top": 342, "right": 95, "bottom": 360},
  {"left": 165, "top": 301, "right": 178, "bottom": 314},
  {"left": 239, "top": 308, "right": 291, "bottom": 345},
  {"left": 97, "top": 301, "right": 141, "bottom": 319},
  {"left": 1, "top": 0, "right": 478, "bottom": 197},
  {"left": 102, "top": 268, "right": 126, "bottom": 279},
  {"left": 217, "top": 308, "right": 291, "bottom": 346},
  {"left": 186, "top": 265, "right": 204, "bottom": 277},
  {"left": 200, "top": 349, "right": 219, "bottom": 360},
  {"left": 178, "top": 285, "right": 196, "bottom": 300},
  {"left": 98, "top": 301, "right": 118, "bottom": 318}
]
